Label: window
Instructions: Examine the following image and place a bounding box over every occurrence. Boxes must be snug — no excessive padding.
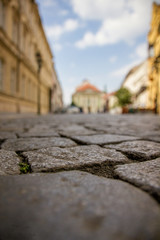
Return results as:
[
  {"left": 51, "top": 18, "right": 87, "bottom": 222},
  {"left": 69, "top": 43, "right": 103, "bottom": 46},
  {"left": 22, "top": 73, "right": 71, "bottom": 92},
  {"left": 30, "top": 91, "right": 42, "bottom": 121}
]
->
[
  {"left": 21, "top": 75, "right": 25, "bottom": 98},
  {"left": 148, "top": 45, "right": 154, "bottom": 58},
  {"left": 12, "top": 11, "right": 18, "bottom": 44},
  {"left": 158, "top": 24, "right": 160, "bottom": 34},
  {"left": 0, "top": 1, "right": 5, "bottom": 28},
  {"left": 22, "top": 25, "right": 27, "bottom": 53},
  {"left": 10, "top": 68, "right": 17, "bottom": 94},
  {"left": 0, "top": 58, "right": 4, "bottom": 90}
]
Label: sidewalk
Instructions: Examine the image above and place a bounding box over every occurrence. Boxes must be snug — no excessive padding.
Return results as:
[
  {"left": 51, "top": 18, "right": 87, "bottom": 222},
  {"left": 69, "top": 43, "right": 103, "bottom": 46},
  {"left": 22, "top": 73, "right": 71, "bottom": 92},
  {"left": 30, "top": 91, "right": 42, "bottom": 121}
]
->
[{"left": 0, "top": 113, "right": 160, "bottom": 240}]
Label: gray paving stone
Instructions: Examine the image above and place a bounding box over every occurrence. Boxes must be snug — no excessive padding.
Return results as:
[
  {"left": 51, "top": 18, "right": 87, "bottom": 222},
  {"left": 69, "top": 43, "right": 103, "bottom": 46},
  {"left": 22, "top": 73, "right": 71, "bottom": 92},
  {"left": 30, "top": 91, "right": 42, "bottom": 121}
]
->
[
  {"left": 1, "top": 137, "right": 77, "bottom": 151},
  {"left": 0, "top": 149, "right": 20, "bottom": 175},
  {"left": 71, "top": 134, "right": 139, "bottom": 145},
  {"left": 22, "top": 145, "right": 129, "bottom": 176},
  {"left": 18, "top": 130, "right": 59, "bottom": 138},
  {"left": 105, "top": 140, "right": 160, "bottom": 160},
  {"left": 58, "top": 124, "right": 97, "bottom": 136},
  {"left": 141, "top": 134, "right": 160, "bottom": 143},
  {"left": 0, "top": 171, "right": 160, "bottom": 240},
  {"left": 114, "top": 158, "right": 160, "bottom": 201},
  {"left": 0, "top": 132, "right": 17, "bottom": 140}
]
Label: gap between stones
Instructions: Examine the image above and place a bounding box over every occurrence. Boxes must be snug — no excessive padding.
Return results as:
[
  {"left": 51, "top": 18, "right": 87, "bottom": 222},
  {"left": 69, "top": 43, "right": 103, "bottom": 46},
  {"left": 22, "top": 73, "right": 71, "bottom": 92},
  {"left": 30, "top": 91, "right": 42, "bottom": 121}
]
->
[
  {"left": 17, "top": 148, "right": 160, "bottom": 204},
  {"left": 16, "top": 151, "right": 32, "bottom": 174},
  {"left": 0, "top": 139, "right": 6, "bottom": 149},
  {"left": 113, "top": 170, "right": 160, "bottom": 204},
  {"left": 19, "top": 148, "right": 127, "bottom": 179},
  {"left": 38, "top": 161, "right": 118, "bottom": 179}
]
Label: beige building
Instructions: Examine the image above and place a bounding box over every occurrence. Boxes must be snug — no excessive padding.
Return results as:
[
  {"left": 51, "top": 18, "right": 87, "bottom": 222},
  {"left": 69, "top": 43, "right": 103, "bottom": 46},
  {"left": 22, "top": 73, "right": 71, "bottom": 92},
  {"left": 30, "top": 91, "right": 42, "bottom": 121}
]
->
[
  {"left": 52, "top": 69, "right": 63, "bottom": 112},
  {"left": 72, "top": 80, "right": 106, "bottom": 113},
  {"left": 0, "top": 0, "right": 62, "bottom": 114},
  {"left": 148, "top": 2, "right": 160, "bottom": 114},
  {"left": 122, "top": 61, "right": 149, "bottom": 110}
]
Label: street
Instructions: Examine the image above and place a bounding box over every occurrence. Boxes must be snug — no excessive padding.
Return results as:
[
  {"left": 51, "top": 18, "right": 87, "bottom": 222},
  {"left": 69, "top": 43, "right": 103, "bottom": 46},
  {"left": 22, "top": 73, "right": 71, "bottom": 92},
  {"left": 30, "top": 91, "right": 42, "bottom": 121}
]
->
[{"left": 0, "top": 113, "right": 160, "bottom": 240}]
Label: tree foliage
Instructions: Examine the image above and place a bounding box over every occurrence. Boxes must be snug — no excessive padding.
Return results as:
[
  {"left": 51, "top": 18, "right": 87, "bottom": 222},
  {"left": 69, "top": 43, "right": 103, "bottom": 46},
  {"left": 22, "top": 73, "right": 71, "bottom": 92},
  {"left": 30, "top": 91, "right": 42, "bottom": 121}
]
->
[{"left": 115, "top": 88, "right": 132, "bottom": 107}]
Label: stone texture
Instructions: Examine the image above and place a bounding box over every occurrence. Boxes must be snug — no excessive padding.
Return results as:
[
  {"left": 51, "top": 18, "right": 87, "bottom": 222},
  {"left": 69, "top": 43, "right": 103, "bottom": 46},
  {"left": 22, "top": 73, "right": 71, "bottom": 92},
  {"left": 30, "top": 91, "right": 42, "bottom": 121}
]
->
[
  {"left": 18, "top": 130, "right": 59, "bottom": 138},
  {"left": 105, "top": 140, "right": 160, "bottom": 160},
  {"left": 0, "top": 132, "right": 17, "bottom": 140},
  {"left": 0, "top": 149, "right": 20, "bottom": 175},
  {"left": 71, "top": 134, "right": 139, "bottom": 145},
  {"left": 115, "top": 158, "right": 160, "bottom": 201},
  {"left": 141, "top": 134, "right": 160, "bottom": 143},
  {"left": 22, "top": 145, "right": 129, "bottom": 176},
  {"left": 1, "top": 137, "right": 77, "bottom": 151},
  {"left": 0, "top": 171, "right": 160, "bottom": 240},
  {"left": 58, "top": 124, "right": 98, "bottom": 136}
]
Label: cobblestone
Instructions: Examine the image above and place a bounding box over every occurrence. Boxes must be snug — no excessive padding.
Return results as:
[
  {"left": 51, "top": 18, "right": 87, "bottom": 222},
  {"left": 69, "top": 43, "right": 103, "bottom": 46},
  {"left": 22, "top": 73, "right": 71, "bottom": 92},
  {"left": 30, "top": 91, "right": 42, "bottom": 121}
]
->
[
  {"left": 1, "top": 137, "right": 77, "bottom": 151},
  {"left": 0, "top": 113, "right": 160, "bottom": 239},
  {"left": 0, "top": 149, "right": 20, "bottom": 175},
  {"left": 22, "top": 145, "right": 129, "bottom": 177},
  {"left": 115, "top": 158, "right": 160, "bottom": 201},
  {"left": 0, "top": 171, "right": 160, "bottom": 240},
  {"left": 105, "top": 140, "right": 160, "bottom": 160},
  {"left": 71, "top": 134, "right": 139, "bottom": 145}
]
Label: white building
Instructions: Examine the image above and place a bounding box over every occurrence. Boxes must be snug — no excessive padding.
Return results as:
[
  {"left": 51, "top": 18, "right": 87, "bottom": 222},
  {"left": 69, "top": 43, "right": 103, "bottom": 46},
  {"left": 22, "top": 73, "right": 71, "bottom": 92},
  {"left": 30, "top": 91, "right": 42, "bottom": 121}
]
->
[{"left": 122, "top": 61, "right": 149, "bottom": 110}]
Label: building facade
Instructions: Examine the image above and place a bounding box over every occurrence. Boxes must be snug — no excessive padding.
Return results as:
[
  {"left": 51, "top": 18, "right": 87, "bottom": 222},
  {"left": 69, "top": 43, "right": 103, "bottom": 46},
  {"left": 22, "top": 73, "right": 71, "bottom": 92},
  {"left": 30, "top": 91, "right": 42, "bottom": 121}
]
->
[
  {"left": 148, "top": 2, "right": 160, "bottom": 114},
  {"left": 0, "top": 0, "right": 62, "bottom": 114},
  {"left": 51, "top": 69, "right": 63, "bottom": 113},
  {"left": 72, "top": 80, "right": 106, "bottom": 113},
  {"left": 122, "top": 61, "right": 149, "bottom": 110}
]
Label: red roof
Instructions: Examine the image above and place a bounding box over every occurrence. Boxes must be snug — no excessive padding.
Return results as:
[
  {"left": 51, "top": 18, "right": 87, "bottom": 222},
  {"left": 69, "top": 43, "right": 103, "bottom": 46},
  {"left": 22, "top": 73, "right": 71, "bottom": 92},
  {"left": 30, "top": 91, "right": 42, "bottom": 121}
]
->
[{"left": 76, "top": 82, "right": 100, "bottom": 93}]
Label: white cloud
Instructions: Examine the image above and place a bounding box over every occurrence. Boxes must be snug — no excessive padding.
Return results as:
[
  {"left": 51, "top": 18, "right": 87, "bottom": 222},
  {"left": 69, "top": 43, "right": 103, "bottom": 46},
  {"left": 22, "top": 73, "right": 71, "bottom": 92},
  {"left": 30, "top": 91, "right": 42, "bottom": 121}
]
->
[
  {"left": 70, "top": 0, "right": 126, "bottom": 20},
  {"left": 109, "top": 56, "right": 117, "bottom": 63},
  {"left": 45, "top": 19, "right": 79, "bottom": 40},
  {"left": 73, "top": 0, "right": 154, "bottom": 48}
]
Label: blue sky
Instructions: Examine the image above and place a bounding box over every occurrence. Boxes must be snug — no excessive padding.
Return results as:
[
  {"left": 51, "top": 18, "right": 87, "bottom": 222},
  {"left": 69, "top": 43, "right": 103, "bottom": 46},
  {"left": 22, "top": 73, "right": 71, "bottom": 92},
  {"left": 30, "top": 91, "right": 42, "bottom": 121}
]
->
[{"left": 36, "top": 0, "right": 160, "bottom": 105}]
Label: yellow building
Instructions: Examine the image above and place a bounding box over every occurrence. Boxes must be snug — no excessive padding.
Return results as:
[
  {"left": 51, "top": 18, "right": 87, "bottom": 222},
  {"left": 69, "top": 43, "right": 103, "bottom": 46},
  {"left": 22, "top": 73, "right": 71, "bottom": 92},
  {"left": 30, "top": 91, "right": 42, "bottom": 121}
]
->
[
  {"left": 72, "top": 80, "right": 106, "bottom": 113},
  {"left": 148, "top": 2, "right": 160, "bottom": 114},
  {"left": 0, "top": 0, "right": 62, "bottom": 114}
]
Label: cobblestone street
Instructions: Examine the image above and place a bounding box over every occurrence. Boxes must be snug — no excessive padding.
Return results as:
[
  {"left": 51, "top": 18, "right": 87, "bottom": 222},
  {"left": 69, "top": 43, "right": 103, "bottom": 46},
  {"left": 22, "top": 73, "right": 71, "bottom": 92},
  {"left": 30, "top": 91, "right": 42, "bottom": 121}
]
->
[{"left": 0, "top": 113, "right": 160, "bottom": 240}]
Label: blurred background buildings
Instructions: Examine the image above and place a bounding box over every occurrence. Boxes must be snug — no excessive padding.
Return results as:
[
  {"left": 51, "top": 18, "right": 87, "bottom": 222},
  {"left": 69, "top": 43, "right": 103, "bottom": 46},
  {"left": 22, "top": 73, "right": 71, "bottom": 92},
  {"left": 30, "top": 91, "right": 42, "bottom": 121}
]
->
[
  {"left": 0, "top": 0, "right": 63, "bottom": 114},
  {"left": 72, "top": 80, "right": 106, "bottom": 113},
  {"left": 0, "top": 0, "right": 159, "bottom": 115}
]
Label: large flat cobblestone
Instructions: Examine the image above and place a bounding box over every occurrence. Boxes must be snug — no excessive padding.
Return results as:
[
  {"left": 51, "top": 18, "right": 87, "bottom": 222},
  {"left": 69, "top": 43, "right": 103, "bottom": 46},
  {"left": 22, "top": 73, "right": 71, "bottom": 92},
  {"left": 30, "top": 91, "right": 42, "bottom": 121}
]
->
[
  {"left": 115, "top": 157, "right": 160, "bottom": 201},
  {"left": 1, "top": 137, "right": 77, "bottom": 151},
  {"left": 0, "top": 113, "right": 160, "bottom": 239},
  {"left": 105, "top": 140, "right": 160, "bottom": 160},
  {"left": 0, "top": 171, "right": 160, "bottom": 240},
  {"left": 22, "top": 145, "right": 129, "bottom": 177}
]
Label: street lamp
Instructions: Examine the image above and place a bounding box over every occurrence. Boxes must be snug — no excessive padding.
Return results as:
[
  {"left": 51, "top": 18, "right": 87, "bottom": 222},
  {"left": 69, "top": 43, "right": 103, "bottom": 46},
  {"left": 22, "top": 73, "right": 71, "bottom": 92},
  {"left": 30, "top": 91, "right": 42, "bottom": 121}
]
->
[{"left": 36, "top": 51, "right": 42, "bottom": 115}]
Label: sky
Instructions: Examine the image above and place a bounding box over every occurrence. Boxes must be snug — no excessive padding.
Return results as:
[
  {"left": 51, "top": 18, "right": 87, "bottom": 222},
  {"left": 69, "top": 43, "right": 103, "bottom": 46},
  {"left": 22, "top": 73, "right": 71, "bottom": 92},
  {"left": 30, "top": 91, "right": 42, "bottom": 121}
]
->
[{"left": 36, "top": 0, "right": 160, "bottom": 105}]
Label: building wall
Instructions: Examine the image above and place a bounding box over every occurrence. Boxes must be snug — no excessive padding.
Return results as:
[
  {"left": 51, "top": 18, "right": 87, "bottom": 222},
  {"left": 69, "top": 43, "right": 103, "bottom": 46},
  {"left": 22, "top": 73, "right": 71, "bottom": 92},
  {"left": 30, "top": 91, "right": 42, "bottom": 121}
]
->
[
  {"left": 72, "top": 89, "right": 106, "bottom": 113},
  {"left": 122, "top": 61, "right": 149, "bottom": 110},
  {"left": 148, "top": 2, "right": 160, "bottom": 114},
  {"left": 51, "top": 68, "right": 63, "bottom": 112},
  {"left": 0, "top": 0, "right": 59, "bottom": 114}
]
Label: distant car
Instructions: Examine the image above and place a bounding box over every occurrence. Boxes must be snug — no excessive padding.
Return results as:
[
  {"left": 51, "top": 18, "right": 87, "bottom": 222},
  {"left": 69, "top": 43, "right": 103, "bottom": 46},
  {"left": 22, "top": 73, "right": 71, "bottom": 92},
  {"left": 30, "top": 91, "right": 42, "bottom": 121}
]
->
[{"left": 66, "top": 106, "right": 80, "bottom": 114}]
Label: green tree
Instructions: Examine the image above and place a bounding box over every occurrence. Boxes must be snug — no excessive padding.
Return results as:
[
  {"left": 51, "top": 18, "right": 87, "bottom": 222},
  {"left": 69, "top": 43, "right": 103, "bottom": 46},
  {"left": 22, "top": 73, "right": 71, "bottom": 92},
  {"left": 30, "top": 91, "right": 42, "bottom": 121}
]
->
[{"left": 115, "top": 87, "right": 132, "bottom": 107}]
